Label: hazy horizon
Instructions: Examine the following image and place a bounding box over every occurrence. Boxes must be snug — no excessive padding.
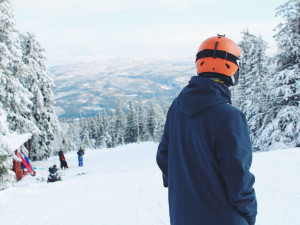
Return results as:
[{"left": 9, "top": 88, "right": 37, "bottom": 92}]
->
[{"left": 11, "top": 0, "right": 286, "bottom": 66}]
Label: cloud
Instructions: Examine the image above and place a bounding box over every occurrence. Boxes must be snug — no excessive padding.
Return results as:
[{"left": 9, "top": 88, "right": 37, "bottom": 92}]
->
[
  {"left": 11, "top": 0, "right": 281, "bottom": 66},
  {"left": 12, "top": 0, "right": 207, "bottom": 15}
]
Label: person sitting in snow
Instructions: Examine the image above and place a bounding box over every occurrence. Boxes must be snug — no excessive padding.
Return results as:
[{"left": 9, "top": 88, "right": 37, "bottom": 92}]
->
[
  {"left": 58, "top": 149, "right": 68, "bottom": 169},
  {"left": 77, "top": 147, "right": 85, "bottom": 167},
  {"left": 47, "top": 164, "right": 61, "bottom": 182}
]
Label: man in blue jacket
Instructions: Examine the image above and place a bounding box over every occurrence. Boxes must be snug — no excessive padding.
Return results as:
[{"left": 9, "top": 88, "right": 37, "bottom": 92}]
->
[{"left": 156, "top": 35, "right": 257, "bottom": 225}]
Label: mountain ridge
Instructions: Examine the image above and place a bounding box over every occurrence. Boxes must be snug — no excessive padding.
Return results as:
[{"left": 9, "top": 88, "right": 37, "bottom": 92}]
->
[{"left": 51, "top": 58, "right": 195, "bottom": 118}]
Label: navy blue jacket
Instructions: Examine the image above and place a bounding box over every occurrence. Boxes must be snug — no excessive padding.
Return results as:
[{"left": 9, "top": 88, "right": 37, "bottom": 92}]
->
[{"left": 157, "top": 76, "right": 257, "bottom": 225}]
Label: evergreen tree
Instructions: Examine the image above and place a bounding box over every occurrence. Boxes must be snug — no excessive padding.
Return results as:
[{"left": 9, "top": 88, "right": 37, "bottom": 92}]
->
[
  {"left": 256, "top": 0, "right": 300, "bottom": 150},
  {"left": 246, "top": 35, "right": 270, "bottom": 151},
  {"left": 0, "top": 106, "right": 15, "bottom": 190},
  {"left": 0, "top": 0, "right": 36, "bottom": 136},
  {"left": 58, "top": 119, "right": 74, "bottom": 153},
  {"left": 124, "top": 101, "right": 138, "bottom": 144},
  {"left": 113, "top": 98, "right": 126, "bottom": 146},
  {"left": 107, "top": 109, "right": 116, "bottom": 148},
  {"left": 235, "top": 31, "right": 270, "bottom": 150},
  {"left": 78, "top": 114, "right": 86, "bottom": 142},
  {"left": 147, "top": 98, "right": 165, "bottom": 141},
  {"left": 0, "top": 1, "right": 60, "bottom": 160},
  {"left": 234, "top": 30, "right": 258, "bottom": 109},
  {"left": 81, "top": 130, "right": 92, "bottom": 149},
  {"left": 137, "top": 101, "right": 149, "bottom": 142},
  {"left": 101, "top": 109, "right": 111, "bottom": 148},
  {"left": 95, "top": 113, "right": 106, "bottom": 148},
  {"left": 153, "top": 103, "right": 166, "bottom": 142},
  {"left": 65, "top": 118, "right": 81, "bottom": 151},
  {"left": 20, "top": 32, "right": 59, "bottom": 159},
  {"left": 0, "top": 152, "right": 12, "bottom": 190},
  {"left": 257, "top": 66, "right": 300, "bottom": 150},
  {"left": 274, "top": 0, "right": 300, "bottom": 69},
  {"left": 87, "top": 117, "right": 97, "bottom": 147}
]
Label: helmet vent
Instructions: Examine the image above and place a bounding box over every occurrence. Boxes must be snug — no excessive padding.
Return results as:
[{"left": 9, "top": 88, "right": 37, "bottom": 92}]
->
[
  {"left": 200, "top": 61, "right": 205, "bottom": 66},
  {"left": 225, "top": 63, "right": 230, "bottom": 69}
]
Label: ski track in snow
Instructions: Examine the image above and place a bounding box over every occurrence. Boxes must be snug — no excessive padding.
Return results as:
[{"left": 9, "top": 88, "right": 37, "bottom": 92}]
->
[{"left": 0, "top": 143, "right": 299, "bottom": 225}]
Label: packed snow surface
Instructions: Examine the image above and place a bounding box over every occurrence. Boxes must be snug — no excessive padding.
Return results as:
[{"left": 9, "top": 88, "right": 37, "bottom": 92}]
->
[{"left": 0, "top": 142, "right": 299, "bottom": 225}]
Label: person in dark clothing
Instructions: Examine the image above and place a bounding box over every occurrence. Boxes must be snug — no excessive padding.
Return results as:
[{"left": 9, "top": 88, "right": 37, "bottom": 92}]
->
[
  {"left": 47, "top": 164, "right": 61, "bottom": 182},
  {"left": 58, "top": 149, "right": 68, "bottom": 169},
  {"left": 156, "top": 35, "right": 257, "bottom": 225},
  {"left": 77, "top": 147, "right": 85, "bottom": 167}
]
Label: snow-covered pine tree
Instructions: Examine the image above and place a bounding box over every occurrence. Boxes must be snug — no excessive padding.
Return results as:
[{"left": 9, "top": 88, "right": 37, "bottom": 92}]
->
[
  {"left": 107, "top": 109, "right": 116, "bottom": 148},
  {"left": 94, "top": 113, "right": 106, "bottom": 148},
  {"left": 0, "top": 0, "right": 37, "bottom": 136},
  {"left": 147, "top": 98, "right": 165, "bottom": 141},
  {"left": 20, "top": 32, "right": 59, "bottom": 159},
  {"left": 154, "top": 102, "right": 167, "bottom": 142},
  {"left": 246, "top": 35, "right": 270, "bottom": 151},
  {"left": 87, "top": 117, "right": 97, "bottom": 147},
  {"left": 81, "top": 130, "right": 92, "bottom": 149},
  {"left": 78, "top": 114, "right": 86, "bottom": 143},
  {"left": 78, "top": 114, "right": 92, "bottom": 148},
  {"left": 147, "top": 99, "right": 157, "bottom": 141},
  {"left": 235, "top": 30, "right": 270, "bottom": 151},
  {"left": 113, "top": 98, "right": 126, "bottom": 146},
  {"left": 234, "top": 30, "right": 257, "bottom": 109},
  {"left": 124, "top": 101, "right": 138, "bottom": 144},
  {"left": 58, "top": 118, "right": 74, "bottom": 153},
  {"left": 137, "top": 101, "right": 149, "bottom": 142},
  {"left": 0, "top": 106, "right": 15, "bottom": 190},
  {"left": 0, "top": 151, "right": 12, "bottom": 190},
  {"left": 256, "top": 0, "right": 300, "bottom": 150},
  {"left": 274, "top": 0, "right": 300, "bottom": 70},
  {"left": 101, "top": 109, "right": 111, "bottom": 148},
  {"left": 65, "top": 117, "right": 81, "bottom": 151}
]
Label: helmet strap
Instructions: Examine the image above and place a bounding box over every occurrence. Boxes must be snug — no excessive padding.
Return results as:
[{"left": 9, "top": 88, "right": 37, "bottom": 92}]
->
[
  {"left": 196, "top": 49, "right": 239, "bottom": 66},
  {"left": 213, "top": 42, "right": 219, "bottom": 58}
]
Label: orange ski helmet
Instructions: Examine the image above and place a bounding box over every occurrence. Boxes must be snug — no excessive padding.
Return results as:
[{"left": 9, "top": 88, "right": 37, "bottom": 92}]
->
[{"left": 195, "top": 34, "right": 240, "bottom": 86}]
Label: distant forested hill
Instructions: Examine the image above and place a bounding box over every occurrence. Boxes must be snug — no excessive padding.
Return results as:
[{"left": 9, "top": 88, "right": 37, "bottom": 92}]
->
[{"left": 50, "top": 58, "right": 195, "bottom": 118}]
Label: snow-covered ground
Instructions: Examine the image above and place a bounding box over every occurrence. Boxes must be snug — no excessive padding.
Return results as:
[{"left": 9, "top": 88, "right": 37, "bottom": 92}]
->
[{"left": 0, "top": 142, "right": 299, "bottom": 225}]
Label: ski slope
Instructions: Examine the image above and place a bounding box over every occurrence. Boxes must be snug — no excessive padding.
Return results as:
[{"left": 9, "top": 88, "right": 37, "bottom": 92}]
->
[{"left": 0, "top": 142, "right": 299, "bottom": 225}]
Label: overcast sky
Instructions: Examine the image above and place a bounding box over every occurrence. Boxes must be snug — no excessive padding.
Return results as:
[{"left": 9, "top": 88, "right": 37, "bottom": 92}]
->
[{"left": 11, "top": 0, "right": 287, "bottom": 66}]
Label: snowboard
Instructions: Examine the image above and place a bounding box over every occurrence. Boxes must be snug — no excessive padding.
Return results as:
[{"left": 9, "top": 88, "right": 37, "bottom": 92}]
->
[
  {"left": 78, "top": 157, "right": 83, "bottom": 167},
  {"left": 17, "top": 152, "right": 36, "bottom": 176}
]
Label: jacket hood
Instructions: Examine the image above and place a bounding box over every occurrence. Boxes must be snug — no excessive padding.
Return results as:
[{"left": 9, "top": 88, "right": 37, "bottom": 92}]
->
[{"left": 176, "top": 76, "right": 231, "bottom": 116}]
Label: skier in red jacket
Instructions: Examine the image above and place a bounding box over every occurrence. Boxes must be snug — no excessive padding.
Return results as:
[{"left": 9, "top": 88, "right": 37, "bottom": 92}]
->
[{"left": 58, "top": 149, "right": 68, "bottom": 169}]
